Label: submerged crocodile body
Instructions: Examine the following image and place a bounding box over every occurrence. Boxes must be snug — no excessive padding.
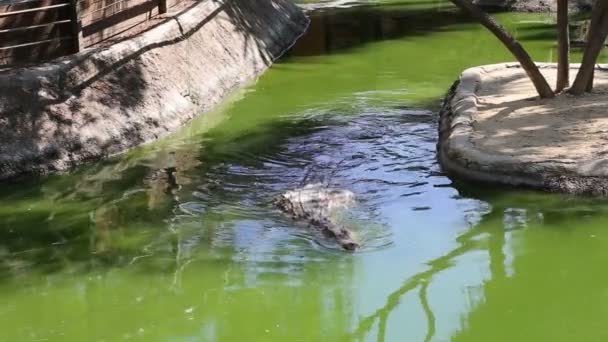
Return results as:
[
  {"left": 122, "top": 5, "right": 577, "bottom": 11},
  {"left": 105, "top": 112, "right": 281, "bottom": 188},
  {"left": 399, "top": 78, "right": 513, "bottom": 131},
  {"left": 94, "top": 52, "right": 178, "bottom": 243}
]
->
[{"left": 274, "top": 183, "right": 360, "bottom": 251}]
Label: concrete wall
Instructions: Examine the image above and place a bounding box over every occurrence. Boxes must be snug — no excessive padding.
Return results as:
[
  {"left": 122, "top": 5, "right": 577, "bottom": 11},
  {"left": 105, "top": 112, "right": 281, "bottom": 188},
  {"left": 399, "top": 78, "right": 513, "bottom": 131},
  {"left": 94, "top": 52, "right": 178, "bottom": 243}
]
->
[{"left": 0, "top": 0, "right": 309, "bottom": 180}]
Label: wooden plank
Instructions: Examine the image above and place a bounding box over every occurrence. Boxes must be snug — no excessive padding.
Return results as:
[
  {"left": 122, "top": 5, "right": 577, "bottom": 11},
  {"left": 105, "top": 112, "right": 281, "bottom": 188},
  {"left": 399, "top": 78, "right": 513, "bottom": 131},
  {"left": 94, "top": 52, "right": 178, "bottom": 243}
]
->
[
  {"left": 83, "top": 0, "right": 130, "bottom": 18},
  {"left": 78, "top": 0, "right": 120, "bottom": 10},
  {"left": 77, "top": 0, "right": 118, "bottom": 19},
  {"left": 82, "top": 0, "right": 150, "bottom": 24},
  {"left": 81, "top": 0, "right": 156, "bottom": 46},
  {"left": 0, "top": 2, "right": 69, "bottom": 17},
  {"left": 84, "top": 3, "right": 130, "bottom": 25}
]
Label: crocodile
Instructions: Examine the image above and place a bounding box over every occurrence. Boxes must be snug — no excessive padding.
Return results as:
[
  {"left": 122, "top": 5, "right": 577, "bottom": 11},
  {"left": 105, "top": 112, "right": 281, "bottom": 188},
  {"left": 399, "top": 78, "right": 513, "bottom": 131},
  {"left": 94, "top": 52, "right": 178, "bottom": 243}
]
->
[{"left": 274, "top": 183, "right": 360, "bottom": 251}]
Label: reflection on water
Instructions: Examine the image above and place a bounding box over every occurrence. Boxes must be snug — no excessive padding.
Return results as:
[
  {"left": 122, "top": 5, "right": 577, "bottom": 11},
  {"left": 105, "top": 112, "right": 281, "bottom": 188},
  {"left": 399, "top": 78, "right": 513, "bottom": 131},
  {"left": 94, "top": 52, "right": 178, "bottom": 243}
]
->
[
  {"left": 291, "top": 0, "right": 467, "bottom": 57},
  {"left": 2, "top": 2, "right": 608, "bottom": 342}
]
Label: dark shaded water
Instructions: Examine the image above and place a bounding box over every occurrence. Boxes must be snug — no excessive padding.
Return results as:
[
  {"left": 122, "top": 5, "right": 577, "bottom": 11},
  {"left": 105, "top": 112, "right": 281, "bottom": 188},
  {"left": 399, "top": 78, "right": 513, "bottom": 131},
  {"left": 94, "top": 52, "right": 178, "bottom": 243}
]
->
[{"left": 1, "top": 1, "right": 608, "bottom": 341}]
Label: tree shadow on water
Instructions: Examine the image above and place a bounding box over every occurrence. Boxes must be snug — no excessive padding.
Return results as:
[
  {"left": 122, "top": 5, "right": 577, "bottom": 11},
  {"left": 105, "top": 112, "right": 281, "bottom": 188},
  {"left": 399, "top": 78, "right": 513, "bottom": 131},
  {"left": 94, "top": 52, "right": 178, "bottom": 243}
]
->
[{"left": 348, "top": 199, "right": 518, "bottom": 341}]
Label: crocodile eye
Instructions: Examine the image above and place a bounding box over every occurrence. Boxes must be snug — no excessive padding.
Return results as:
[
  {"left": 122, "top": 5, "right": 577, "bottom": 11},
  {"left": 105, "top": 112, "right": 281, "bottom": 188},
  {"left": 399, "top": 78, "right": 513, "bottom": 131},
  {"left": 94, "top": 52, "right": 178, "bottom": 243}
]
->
[{"left": 339, "top": 227, "right": 351, "bottom": 237}]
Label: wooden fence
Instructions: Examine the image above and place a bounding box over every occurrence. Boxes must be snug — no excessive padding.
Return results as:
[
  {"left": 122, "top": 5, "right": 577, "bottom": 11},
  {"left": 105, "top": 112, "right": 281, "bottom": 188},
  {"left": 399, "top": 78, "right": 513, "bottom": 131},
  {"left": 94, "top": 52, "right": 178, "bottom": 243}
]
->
[{"left": 0, "top": 0, "right": 180, "bottom": 66}]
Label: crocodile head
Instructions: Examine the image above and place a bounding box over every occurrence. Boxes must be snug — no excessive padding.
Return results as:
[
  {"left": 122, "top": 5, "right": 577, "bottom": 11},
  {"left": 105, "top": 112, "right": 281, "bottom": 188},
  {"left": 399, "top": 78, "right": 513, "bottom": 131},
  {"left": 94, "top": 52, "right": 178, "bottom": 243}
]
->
[{"left": 333, "top": 225, "right": 360, "bottom": 251}]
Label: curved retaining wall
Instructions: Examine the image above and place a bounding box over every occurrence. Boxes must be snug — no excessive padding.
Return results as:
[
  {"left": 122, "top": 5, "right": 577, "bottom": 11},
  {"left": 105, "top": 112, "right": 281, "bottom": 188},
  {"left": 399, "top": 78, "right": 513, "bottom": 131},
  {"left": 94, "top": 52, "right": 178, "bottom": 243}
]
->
[
  {"left": 438, "top": 63, "right": 608, "bottom": 196},
  {"left": 0, "top": 0, "right": 309, "bottom": 180}
]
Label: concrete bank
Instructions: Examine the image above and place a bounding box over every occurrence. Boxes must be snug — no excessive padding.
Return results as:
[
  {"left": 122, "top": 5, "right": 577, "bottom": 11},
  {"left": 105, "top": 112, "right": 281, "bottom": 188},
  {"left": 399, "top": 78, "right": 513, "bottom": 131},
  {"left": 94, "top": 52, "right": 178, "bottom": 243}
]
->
[
  {"left": 0, "top": 0, "right": 309, "bottom": 180},
  {"left": 438, "top": 63, "right": 608, "bottom": 196},
  {"left": 473, "top": 0, "right": 592, "bottom": 12}
]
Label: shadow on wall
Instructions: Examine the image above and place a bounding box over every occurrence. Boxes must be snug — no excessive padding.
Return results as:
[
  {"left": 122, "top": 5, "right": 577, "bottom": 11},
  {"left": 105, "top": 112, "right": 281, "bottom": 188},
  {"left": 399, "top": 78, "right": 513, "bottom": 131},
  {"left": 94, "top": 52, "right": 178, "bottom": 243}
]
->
[{"left": 0, "top": 0, "right": 306, "bottom": 179}]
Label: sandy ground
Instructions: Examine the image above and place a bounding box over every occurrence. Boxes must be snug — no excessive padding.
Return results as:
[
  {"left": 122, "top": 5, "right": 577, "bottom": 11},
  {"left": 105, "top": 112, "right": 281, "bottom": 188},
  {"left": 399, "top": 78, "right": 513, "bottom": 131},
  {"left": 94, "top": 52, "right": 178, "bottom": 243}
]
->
[
  {"left": 472, "top": 66, "right": 608, "bottom": 165},
  {"left": 438, "top": 63, "right": 608, "bottom": 194}
]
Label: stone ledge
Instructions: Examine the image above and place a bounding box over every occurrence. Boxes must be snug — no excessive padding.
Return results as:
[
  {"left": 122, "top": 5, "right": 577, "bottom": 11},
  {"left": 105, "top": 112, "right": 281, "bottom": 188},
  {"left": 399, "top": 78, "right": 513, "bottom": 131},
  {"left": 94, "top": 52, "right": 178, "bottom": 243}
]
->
[
  {"left": 438, "top": 62, "right": 608, "bottom": 195},
  {"left": 0, "top": 0, "right": 309, "bottom": 180},
  {"left": 473, "top": 0, "right": 592, "bottom": 13}
]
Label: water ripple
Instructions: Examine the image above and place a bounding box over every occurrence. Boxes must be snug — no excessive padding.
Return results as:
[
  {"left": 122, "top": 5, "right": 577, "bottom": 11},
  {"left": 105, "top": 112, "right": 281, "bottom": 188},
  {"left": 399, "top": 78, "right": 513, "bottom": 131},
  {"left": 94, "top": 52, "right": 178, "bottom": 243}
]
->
[{"left": 162, "top": 108, "right": 450, "bottom": 259}]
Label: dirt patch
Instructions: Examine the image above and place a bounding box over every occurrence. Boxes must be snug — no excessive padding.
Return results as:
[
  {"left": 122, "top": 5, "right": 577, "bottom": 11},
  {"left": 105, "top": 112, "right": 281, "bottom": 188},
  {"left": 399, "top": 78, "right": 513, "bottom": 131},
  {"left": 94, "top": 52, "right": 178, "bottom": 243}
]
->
[{"left": 438, "top": 63, "right": 608, "bottom": 195}]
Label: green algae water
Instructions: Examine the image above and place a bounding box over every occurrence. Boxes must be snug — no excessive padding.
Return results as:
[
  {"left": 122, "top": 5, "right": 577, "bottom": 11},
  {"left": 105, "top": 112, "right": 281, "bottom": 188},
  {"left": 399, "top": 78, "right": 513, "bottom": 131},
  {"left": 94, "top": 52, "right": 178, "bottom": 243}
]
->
[{"left": 1, "top": 1, "right": 608, "bottom": 341}]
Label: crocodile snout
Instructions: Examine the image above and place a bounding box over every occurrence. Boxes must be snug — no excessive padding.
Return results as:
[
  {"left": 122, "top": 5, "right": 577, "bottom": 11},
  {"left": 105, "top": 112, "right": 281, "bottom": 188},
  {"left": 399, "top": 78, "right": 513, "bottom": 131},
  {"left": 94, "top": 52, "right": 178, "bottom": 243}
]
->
[{"left": 340, "top": 240, "right": 360, "bottom": 251}]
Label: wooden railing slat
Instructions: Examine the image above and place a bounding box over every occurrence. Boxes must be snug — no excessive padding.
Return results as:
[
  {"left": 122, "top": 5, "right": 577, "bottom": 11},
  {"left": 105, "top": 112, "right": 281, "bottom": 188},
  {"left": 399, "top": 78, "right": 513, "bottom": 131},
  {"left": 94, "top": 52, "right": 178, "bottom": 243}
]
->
[
  {"left": 0, "top": 2, "right": 69, "bottom": 17},
  {"left": 0, "top": 36, "right": 70, "bottom": 50},
  {"left": 0, "top": 19, "right": 70, "bottom": 33},
  {"left": 0, "top": 0, "right": 60, "bottom": 5}
]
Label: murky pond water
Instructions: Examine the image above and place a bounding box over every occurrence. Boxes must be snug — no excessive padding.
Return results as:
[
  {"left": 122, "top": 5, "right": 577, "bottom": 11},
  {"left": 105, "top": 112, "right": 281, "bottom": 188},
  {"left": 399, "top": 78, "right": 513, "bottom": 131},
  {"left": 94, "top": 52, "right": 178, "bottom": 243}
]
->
[{"left": 2, "top": 1, "right": 608, "bottom": 341}]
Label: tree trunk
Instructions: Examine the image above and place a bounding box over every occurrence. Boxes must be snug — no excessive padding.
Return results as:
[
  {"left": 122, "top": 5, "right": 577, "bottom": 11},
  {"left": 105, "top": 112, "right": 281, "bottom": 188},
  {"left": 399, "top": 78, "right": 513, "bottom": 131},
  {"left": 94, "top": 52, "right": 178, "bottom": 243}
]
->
[
  {"left": 586, "top": 5, "right": 603, "bottom": 92},
  {"left": 556, "top": 0, "right": 570, "bottom": 92},
  {"left": 569, "top": 0, "right": 608, "bottom": 95},
  {"left": 449, "top": 0, "right": 555, "bottom": 98}
]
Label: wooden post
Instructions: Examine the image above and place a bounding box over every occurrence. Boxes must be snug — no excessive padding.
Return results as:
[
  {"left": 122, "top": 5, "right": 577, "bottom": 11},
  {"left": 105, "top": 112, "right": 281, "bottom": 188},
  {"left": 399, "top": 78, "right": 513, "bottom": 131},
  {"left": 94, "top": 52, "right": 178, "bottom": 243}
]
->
[
  {"left": 570, "top": 0, "right": 608, "bottom": 95},
  {"left": 158, "top": 0, "right": 167, "bottom": 14},
  {"left": 68, "top": 0, "right": 83, "bottom": 52}
]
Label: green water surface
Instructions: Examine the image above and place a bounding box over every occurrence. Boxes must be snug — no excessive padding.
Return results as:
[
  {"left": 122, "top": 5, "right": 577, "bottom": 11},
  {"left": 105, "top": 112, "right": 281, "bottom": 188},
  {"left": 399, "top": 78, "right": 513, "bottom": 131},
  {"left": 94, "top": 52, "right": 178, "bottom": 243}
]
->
[{"left": 1, "top": 1, "right": 607, "bottom": 341}]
